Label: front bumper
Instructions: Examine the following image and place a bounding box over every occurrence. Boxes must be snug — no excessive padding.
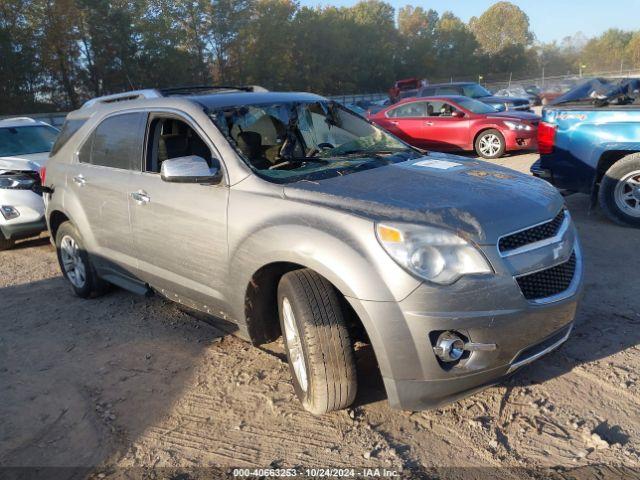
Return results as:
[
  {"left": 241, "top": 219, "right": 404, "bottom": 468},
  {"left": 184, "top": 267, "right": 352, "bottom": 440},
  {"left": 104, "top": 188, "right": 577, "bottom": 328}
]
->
[
  {"left": 0, "top": 189, "right": 47, "bottom": 240},
  {"left": 504, "top": 129, "right": 537, "bottom": 152},
  {"left": 347, "top": 221, "right": 583, "bottom": 411}
]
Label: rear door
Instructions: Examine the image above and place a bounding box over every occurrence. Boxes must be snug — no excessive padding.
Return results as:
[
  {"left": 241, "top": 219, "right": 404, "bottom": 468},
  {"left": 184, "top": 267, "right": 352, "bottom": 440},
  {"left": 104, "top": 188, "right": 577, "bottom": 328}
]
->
[
  {"left": 423, "top": 101, "right": 471, "bottom": 151},
  {"left": 128, "top": 113, "right": 229, "bottom": 311},
  {"left": 70, "top": 112, "right": 146, "bottom": 281},
  {"left": 379, "top": 101, "right": 430, "bottom": 148}
]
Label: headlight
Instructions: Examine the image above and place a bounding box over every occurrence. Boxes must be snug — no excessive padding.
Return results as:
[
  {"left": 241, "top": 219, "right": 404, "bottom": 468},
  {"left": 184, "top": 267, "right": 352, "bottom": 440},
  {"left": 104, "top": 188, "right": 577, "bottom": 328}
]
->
[
  {"left": 375, "top": 222, "right": 493, "bottom": 285},
  {"left": 503, "top": 121, "right": 532, "bottom": 131},
  {"left": 0, "top": 172, "right": 36, "bottom": 190}
]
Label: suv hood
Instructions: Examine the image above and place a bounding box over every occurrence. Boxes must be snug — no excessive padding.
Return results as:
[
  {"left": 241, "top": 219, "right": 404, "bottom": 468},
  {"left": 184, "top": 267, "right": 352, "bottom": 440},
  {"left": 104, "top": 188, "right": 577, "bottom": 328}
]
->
[
  {"left": 283, "top": 153, "right": 563, "bottom": 245},
  {"left": 0, "top": 153, "right": 48, "bottom": 172}
]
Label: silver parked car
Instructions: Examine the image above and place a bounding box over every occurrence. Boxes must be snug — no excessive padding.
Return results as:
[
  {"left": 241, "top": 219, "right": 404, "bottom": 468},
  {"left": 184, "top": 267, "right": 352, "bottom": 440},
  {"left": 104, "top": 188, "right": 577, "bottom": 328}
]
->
[{"left": 44, "top": 87, "right": 583, "bottom": 414}]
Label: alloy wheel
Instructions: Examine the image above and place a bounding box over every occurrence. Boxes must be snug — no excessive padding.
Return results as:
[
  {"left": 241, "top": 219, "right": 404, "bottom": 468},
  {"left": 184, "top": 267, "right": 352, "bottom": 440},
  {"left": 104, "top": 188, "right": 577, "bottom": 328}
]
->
[
  {"left": 60, "top": 235, "right": 87, "bottom": 288},
  {"left": 479, "top": 134, "right": 502, "bottom": 157},
  {"left": 614, "top": 170, "right": 640, "bottom": 217},
  {"left": 282, "top": 297, "right": 309, "bottom": 392}
]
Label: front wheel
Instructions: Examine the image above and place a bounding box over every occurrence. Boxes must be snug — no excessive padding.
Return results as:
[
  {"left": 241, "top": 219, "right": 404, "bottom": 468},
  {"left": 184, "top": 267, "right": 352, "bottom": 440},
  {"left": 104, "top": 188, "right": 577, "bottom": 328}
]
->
[
  {"left": 55, "top": 221, "right": 108, "bottom": 297},
  {"left": 598, "top": 153, "right": 640, "bottom": 227},
  {"left": 475, "top": 129, "right": 506, "bottom": 159},
  {"left": 278, "top": 269, "right": 357, "bottom": 415}
]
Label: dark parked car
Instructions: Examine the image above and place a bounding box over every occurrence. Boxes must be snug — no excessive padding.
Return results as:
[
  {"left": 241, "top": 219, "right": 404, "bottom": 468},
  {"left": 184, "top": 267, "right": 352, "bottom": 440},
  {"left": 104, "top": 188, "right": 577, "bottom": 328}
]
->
[{"left": 418, "top": 82, "right": 531, "bottom": 111}]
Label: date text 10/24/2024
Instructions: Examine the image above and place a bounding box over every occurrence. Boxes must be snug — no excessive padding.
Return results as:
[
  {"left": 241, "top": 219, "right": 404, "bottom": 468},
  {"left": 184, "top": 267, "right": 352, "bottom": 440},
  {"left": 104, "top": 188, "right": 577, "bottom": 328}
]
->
[{"left": 232, "top": 468, "right": 401, "bottom": 477}]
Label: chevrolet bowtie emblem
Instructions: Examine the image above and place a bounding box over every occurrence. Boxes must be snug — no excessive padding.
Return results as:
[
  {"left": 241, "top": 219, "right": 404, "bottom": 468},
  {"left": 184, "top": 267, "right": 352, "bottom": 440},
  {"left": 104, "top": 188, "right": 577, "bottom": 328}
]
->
[{"left": 553, "top": 242, "right": 565, "bottom": 260}]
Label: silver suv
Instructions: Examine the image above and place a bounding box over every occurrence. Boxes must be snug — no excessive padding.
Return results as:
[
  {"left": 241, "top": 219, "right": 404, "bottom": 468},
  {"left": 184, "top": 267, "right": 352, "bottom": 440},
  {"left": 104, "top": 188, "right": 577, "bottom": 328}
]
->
[{"left": 44, "top": 87, "right": 583, "bottom": 414}]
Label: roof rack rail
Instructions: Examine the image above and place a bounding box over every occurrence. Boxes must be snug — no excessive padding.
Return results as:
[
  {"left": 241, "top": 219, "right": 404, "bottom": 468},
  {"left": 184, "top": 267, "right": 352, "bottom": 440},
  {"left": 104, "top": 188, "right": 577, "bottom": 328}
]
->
[
  {"left": 159, "top": 85, "right": 268, "bottom": 96},
  {"left": 80, "top": 85, "right": 269, "bottom": 110},
  {"left": 81, "top": 89, "right": 163, "bottom": 109}
]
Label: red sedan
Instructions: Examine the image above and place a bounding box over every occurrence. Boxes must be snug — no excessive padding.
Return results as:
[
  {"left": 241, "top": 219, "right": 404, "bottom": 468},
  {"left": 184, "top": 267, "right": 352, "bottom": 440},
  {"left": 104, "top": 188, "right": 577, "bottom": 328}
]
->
[{"left": 369, "top": 95, "right": 540, "bottom": 159}]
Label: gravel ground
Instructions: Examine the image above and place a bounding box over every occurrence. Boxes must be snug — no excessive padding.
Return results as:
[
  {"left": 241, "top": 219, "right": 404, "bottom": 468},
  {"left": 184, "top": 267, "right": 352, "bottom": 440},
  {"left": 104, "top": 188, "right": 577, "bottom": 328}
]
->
[{"left": 1, "top": 152, "right": 639, "bottom": 478}]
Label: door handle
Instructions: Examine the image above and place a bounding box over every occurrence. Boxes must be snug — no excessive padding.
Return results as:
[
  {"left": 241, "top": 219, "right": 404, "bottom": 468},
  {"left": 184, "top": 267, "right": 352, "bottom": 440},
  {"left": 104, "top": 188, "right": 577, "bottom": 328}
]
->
[
  {"left": 424, "top": 121, "right": 434, "bottom": 126},
  {"left": 389, "top": 121, "right": 399, "bottom": 126},
  {"left": 73, "top": 175, "right": 86, "bottom": 186},
  {"left": 130, "top": 190, "right": 150, "bottom": 205}
]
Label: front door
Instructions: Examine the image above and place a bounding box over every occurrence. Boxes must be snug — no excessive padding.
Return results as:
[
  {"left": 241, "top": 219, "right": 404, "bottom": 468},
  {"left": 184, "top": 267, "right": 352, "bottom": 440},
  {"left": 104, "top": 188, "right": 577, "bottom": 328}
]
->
[
  {"left": 128, "top": 113, "right": 229, "bottom": 312},
  {"left": 423, "top": 101, "right": 470, "bottom": 151}
]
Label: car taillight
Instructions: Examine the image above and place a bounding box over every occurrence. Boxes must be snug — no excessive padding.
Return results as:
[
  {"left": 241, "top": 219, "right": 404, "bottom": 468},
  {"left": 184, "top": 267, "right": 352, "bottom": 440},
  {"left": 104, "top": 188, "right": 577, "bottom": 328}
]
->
[
  {"left": 40, "top": 166, "right": 46, "bottom": 185},
  {"left": 538, "top": 122, "right": 557, "bottom": 154}
]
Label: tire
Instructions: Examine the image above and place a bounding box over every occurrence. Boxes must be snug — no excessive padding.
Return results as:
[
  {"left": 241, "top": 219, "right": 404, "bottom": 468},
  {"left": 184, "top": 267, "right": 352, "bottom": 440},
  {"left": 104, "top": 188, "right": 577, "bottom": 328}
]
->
[
  {"left": 0, "top": 236, "right": 15, "bottom": 251},
  {"left": 55, "top": 221, "right": 108, "bottom": 298},
  {"left": 278, "top": 269, "right": 357, "bottom": 414},
  {"left": 598, "top": 153, "right": 640, "bottom": 227},
  {"left": 475, "top": 129, "right": 506, "bottom": 159}
]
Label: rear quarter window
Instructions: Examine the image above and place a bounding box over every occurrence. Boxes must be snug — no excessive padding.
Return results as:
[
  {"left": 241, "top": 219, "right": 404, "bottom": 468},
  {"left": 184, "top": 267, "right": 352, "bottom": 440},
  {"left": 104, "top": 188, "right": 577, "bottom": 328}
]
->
[{"left": 51, "top": 119, "right": 86, "bottom": 156}]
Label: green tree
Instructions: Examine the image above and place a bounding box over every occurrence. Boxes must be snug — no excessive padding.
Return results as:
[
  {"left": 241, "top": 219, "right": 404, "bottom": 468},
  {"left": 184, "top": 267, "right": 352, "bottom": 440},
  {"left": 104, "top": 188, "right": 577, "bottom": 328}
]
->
[
  {"left": 0, "top": 0, "right": 44, "bottom": 113},
  {"left": 32, "top": 0, "right": 84, "bottom": 109},
  {"left": 75, "top": 0, "right": 141, "bottom": 96},
  {"left": 581, "top": 29, "right": 632, "bottom": 73},
  {"left": 235, "top": 0, "right": 297, "bottom": 89},
  {"left": 434, "top": 12, "right": 478, "bottom": 79},
  {"left": 208, "top": 0, "right": 254, "bottom": 83},
  {"left": 470, "top": 1, "right": 533, "bottom": 56},
  {"left": 397, "top": 6, "right": 438, "bottom": 78},
  {"left": 626, "top": 32, "right": 640, "bottom": 69}
]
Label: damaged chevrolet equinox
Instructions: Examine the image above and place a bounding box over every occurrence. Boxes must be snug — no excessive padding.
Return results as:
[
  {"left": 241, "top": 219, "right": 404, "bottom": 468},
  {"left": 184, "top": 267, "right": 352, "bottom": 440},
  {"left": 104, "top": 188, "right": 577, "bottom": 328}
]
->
[{"left": 44, "top": 87, "right": 583, "bottom": 414}]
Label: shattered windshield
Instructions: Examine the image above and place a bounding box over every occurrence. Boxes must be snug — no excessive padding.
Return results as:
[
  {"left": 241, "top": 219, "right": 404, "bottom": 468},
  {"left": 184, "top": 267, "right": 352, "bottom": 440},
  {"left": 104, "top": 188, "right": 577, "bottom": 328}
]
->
[
  {"left": 209, "top": 100, "right": 419, "bottom": 183},
  {"left": 552, "top": 78, "right": 640, "bottom": 106}
]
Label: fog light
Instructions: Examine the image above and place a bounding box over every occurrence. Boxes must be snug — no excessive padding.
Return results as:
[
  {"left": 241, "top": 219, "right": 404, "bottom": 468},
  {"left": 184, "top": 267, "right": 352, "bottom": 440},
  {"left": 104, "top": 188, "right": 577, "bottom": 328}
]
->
[
  {"left": 1, "top": 206, "right": 19, "bottom": 220},
  {"left": 433, "top": 331, "right": 465, "bottom": 362}
]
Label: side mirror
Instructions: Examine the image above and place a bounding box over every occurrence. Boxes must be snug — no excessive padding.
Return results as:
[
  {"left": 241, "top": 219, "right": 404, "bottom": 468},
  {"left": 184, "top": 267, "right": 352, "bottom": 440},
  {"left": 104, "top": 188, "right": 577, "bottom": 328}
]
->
[
  {"left": 160, "top": 156, "right": 222, "bottom": 184},
  {"left": 452, "top": 111, "right": 465, "bottom": 118}
]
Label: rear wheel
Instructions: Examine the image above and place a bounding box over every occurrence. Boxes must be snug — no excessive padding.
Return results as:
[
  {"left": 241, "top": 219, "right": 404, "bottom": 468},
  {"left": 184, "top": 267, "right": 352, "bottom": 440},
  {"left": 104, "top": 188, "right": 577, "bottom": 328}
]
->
[
  {"left": 0, "top": 236, "right": 15, "bottom": 251},
  {"left": 475, "top": 129, "right": 506, "bottom": 159},
  {"left": 599, "top": 153, "right": 640, "bottom": 227},
  {"left": 278, "top": 269, "right": 357, "bottom": 415},
  {"left": 55, "top": 221, "right": 108, "bottom": 297}
]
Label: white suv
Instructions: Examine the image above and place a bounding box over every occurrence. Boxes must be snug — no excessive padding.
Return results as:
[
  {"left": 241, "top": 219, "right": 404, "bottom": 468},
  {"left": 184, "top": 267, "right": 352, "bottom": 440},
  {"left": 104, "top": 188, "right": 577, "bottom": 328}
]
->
[{"left": 0, "top": 117, "right": 59, "bottom": 250}]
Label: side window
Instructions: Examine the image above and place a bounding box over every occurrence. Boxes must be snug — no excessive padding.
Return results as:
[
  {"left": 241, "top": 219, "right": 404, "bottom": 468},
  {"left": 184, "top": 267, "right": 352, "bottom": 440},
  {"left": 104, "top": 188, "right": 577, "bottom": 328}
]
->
[
  {"left": 421, "top": 87, "right": 436, "bottom": 96},
  {"left": 437, "top": 102, "right": 459, "bottom": 117},
  {"left": 145, "top": 117, "right": 213, "bottom": 173},
  {"left": 388, "top": 102, "right": 428, "bottom": 118},
  {"left": 80, "top": 112, "right": 146, "bottom": 170},
  {"left": 425, "top": 101, "right": 446, "bottom": 117},
  {"left": 51, "top": 119, "right": 86, "bottom": 156}
]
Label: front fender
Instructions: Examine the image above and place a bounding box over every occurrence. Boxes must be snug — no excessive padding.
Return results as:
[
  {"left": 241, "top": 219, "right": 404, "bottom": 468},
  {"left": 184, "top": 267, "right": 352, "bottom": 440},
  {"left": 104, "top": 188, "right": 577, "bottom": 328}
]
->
[{"left": 225, "top": 184, "right": 422, "bottom": 324}]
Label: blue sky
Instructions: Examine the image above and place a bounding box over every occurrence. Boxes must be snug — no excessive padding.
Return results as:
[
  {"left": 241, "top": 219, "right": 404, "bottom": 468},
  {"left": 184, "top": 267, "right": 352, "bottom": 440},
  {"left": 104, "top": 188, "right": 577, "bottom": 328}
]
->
[{"left": 298, "top": 0, "right": 640, "bottom": 43}]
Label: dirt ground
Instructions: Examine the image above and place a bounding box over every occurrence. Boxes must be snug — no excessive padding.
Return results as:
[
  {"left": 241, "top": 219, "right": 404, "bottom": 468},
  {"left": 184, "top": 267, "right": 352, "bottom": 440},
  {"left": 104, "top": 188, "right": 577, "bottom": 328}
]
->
[{"left": 1, "top": 152, "right": 640, "bottom": 478}]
